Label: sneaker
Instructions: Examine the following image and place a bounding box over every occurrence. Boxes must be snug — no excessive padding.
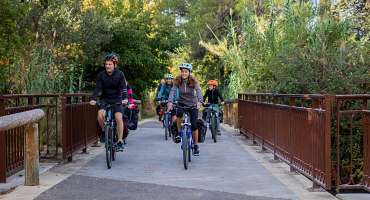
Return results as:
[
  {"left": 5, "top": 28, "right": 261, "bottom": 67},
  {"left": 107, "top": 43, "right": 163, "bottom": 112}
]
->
[
  {"left": 193, "top": 145, "right": 200, "bottom": 156},
  {"left": 116, "top": 141, "right": 124, "bottom": 152}
]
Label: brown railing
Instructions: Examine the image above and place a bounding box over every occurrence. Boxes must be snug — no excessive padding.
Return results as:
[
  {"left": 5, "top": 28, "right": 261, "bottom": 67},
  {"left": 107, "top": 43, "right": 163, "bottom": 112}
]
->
[
  {"left": 62, "top": 93, "right": 99, "bottom": 161},
  {"left": 236, "top": 93, "right": 370, "bottom": 192},
  {"left": 0, "top": 94, "right": 59, "bottom": 181},
  {"left": 364, "top": 111, "right": 370, "bottom": 191},
  {"left": 0, "top": 109, "right": 45, "bottom": 184},
  {"left": 238, "top": 93, "right": 332, "bottom": 190},
  {"left": 333, "top": 95, "right": 369, "bottom": 192}
]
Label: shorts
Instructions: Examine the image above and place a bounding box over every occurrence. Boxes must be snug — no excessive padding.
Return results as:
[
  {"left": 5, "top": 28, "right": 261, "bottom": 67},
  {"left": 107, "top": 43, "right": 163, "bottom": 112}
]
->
[
  {"left": 176, "top": 105, "right": 198, "bottom": 131},
  {"left": 98, "top": 101, "right": 123, "bottom": 114}
]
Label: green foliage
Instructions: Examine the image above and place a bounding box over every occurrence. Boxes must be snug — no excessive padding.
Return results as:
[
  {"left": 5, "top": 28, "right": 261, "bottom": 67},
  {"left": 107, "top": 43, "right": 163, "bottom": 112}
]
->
[
  {"left": 182, "top": 0, "right": 369, "bottom": 98},
  {"left": 0, "top": 0, "right": 184, "bottom": 96}
]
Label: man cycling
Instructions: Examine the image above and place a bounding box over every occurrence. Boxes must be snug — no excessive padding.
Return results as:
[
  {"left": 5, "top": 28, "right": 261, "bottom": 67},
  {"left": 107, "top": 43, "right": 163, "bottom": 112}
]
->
[
  {"left": 90, "top": 53, "right": 128, "bottom": 152},
  {"left": 168, "top": 63, "right": 203, "bottom": 156},
  {"left": 203, "top": 80, "right": 224, "bottom": 135},
  {"left": 157, "top": 74, "right": 179, "bottom": 123}
]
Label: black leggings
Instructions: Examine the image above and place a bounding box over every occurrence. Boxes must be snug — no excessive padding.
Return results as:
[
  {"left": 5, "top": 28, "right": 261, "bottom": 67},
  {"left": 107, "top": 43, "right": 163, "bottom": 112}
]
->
[{"left": 176, "top": 107, "right": 198, "bottom": 131}]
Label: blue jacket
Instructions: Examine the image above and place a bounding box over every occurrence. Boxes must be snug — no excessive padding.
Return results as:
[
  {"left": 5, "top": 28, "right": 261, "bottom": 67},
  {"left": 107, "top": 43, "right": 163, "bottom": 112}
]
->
[{"left": 157, "top": 83, "right": 179, "bottom": 101}]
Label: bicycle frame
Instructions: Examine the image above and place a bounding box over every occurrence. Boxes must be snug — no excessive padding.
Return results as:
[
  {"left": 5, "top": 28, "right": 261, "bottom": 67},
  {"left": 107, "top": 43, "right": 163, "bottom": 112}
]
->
[
  {"left": 205, "top": 104, "right": 219, "bottom": 123},
  {"left": 180, "top": 113, "right": 193, "bottom": 149}
]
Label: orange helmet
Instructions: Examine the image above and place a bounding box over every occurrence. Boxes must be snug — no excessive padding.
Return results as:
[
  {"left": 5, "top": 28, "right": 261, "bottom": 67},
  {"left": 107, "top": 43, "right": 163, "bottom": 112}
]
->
[{"left": 207, "top": 80, "right": 218, "bottom": 86}]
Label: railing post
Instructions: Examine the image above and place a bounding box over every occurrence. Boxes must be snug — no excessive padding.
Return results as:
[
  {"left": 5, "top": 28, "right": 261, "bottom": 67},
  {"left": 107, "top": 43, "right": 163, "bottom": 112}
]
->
[
  {"left": 24, "top": 122, "right": 39, "bottom": 186},
  {"left": 273, "top": 96, "right": 278, "bottom": 161},
  {"left": 235, "top": 101, "right": 239, "bottom": 128},
  {"left": 0, "top": 97, "right": 6, "bottom": 183},
  {"left": 363, "top": 112, "right": 370, "bottom": 189},
  {"left": 323, "top": 95, "right": 334, "bottom": 190},
  {"left": 310, "top": 102, "right": 321, "bottom": 190},
  {"left": 61, "top": 96, "right": 68, "bottom": 160},
  {"left": 82, "top": 96, "right": 88, "bottom": 153},
  {"left": 289, "top": 97, "right": 296, "bottom": 172}
]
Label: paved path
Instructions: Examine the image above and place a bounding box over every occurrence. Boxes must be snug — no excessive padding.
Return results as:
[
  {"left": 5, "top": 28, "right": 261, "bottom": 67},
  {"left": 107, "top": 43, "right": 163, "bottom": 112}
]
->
[{"left": 28, "top": 120, "right": 338, "bottom": 200}]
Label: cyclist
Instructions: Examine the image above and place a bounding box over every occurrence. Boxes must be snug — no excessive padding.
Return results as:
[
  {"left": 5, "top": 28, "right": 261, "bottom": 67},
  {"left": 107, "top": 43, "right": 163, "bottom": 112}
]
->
[
  {"left": 168, "top": 63, "right": 203, "bottom": 156},
  {"left": 90, "top": 53, "right": 128, "bottom": 152},
  {"left": 157, "top": 74, "right": 179, "bottom": 122},
  {"left": 155, "top": 79, "right": 166, "bottom": 121},
  {"left": 203, "top": 80, "right": 224, "bottom": 135}
]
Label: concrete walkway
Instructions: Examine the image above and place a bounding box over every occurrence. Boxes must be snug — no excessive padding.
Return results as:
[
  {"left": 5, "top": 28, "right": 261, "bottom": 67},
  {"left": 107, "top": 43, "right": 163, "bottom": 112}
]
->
[{"left": 2, "top": 119, "right": 339, "bottom": 200}]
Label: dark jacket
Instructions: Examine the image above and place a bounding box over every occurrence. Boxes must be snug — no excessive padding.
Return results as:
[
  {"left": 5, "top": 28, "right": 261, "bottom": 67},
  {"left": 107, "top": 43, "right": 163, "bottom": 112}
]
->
[
  {"left": 203, "top": 88, "right": 224, "bottom": 104},
  {"left": 91, "top": 69, "right": 127, "bottom": 103}
]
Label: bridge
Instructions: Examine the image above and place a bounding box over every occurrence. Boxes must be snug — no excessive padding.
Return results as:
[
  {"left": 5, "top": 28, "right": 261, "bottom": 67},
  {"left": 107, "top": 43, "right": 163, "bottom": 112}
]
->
[{"left": 0, "top": 93, "right": 369, "bottom": 200}]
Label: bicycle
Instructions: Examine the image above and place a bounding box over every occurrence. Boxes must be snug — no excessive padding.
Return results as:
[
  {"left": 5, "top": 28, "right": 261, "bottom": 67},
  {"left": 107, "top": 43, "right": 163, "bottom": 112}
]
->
[
  {"left": 177, "top": 105, "right": 196, "bottom": 170},
  {"left": 96, "top": 102, "right": 123, "bottom": 169},
  {"left": 160, "top": 100, "right": 172, "bottom": 140},
  {"left": 204, "top": 103, "right": 220, "bottom": 143}
]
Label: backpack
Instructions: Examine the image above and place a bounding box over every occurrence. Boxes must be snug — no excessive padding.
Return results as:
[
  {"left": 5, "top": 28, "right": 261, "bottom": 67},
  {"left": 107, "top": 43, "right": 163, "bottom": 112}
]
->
[
  {"left": 197, "top": 119, "right": 207, "bottom": 143},
  {"left": 122, "top": 116, "right": 129, "bottom": 139},
  {"left": 124, "top": 107, "right": 139, "bottom": 130}
]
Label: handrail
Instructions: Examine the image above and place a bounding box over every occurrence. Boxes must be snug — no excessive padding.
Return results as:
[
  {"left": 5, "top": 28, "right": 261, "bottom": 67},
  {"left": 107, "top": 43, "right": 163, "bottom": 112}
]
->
[
  {"left": 0, "top": 109, "right": 45, "bottom": 186},
  {"left": 1, "top": 94, "right": 59, "bottom": 98},
  {"left": 0, "top": 109, "right": 45, "bottom": 132}
]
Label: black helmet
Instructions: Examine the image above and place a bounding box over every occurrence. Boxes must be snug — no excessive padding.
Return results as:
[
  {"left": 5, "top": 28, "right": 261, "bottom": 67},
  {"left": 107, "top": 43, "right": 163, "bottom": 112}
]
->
[{"left": 105, "top": 53, "right": 119, "bottom": 64}]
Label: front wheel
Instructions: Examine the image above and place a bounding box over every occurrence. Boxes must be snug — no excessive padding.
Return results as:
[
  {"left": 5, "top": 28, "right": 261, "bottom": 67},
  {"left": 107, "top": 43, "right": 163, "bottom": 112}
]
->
[
  {"left": 164, "top": 114, "right": 169, "bottom": 140},
  {"left": 182, "top": 127, "right": 189, "bottom": 170},
  {"left": 211, "top": 114, "right": 217, "bottom": 143},
  {"left": 105, "top": 126, "right": 112, "bottom": 169},
  {"left": 168, "top": 117, "right": 172, "bottom": 137}
]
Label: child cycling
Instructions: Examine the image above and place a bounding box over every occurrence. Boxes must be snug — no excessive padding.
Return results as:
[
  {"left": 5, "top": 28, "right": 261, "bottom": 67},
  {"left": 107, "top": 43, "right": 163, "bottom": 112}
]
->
[{"left": 203, "top": 80, "right": 224, "bottom": 135}]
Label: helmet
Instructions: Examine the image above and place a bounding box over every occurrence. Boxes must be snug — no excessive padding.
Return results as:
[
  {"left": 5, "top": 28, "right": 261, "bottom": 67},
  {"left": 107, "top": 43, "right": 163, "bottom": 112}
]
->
[
  {"left": 179, "top": 63, "right": 192, "bottom": 72},
  {"left": 104, "top": 53, "right": 119, "bottom": 64},
  {"left": 208, "top": 80, "right": 218, "bottom": 86},
  {"left": 165, "top": 74, "right": 173, "bottom": 79}
]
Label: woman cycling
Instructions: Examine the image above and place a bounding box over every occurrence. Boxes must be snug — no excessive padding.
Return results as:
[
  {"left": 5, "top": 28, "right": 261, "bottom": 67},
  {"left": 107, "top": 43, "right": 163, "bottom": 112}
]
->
[{"left": 168, "top": 63, "right": 203, "bottom": 156}]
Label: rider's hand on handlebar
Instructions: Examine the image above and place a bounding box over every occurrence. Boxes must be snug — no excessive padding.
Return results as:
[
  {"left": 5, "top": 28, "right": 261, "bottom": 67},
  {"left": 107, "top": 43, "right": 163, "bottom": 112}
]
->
[
  {"left": 221, "top": 101, "right": 225, "bottom": 105},
  {"left": 122, "top": 99, "right": 128, "bottom": 105},
  {"left": 167, "top": 102, "right": 173, "bottom": 111},
  {"left": 90, "top": 100, "right": 96, "bottom": 106}
]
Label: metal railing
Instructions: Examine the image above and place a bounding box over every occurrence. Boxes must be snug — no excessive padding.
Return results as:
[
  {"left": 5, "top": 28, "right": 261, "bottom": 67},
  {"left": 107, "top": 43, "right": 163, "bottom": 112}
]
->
[
  {"left": 61, "top": 93, "right": 99, "bottom": 161},
  {"left": 333, "top": 95, "right": 369, "bottom": 192},
  {"left": 238, "top": 93, "right": 332, "bottom": 190},
  {"left": 235, "top": 93, "right": 370, "bottom": 192}
]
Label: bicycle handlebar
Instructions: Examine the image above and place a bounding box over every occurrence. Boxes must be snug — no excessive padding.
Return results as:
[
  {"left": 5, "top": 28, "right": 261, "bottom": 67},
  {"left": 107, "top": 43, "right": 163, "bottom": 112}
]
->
[
  {"left": 176, "top": 105, "right": 197, "bottom": 110},
  {"left": 203, "top": 103, "right": 222, "bottom": 107},
  {"left": 95, "top": 101, "right": 128, "bottom": 108}
]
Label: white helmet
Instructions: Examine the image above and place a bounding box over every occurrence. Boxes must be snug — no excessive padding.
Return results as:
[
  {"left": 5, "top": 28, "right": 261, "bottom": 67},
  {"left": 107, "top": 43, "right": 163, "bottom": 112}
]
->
[
  {"left": 166, "top": 74, "right": 174, "bottom": 79},
  {"left": 179, "top": 63, "right": 192, "bottom": 72}
]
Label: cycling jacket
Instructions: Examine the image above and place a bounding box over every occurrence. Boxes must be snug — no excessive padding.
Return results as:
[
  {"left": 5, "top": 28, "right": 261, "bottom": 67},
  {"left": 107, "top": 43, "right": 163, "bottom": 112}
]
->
[{"left": 91, "top": 69, "right": 128, "bottom": 103}]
